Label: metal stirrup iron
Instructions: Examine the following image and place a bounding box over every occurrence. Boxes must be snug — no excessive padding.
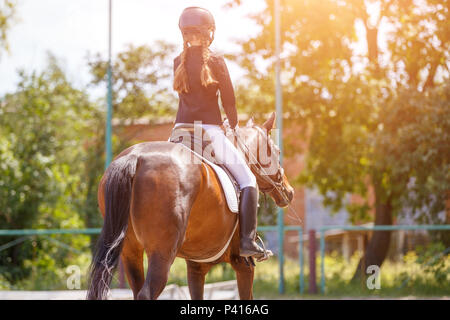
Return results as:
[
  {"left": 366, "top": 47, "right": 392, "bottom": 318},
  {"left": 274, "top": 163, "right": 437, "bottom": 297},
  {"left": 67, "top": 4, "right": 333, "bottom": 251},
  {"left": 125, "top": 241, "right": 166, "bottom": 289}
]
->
[{"left": 255, "top": 234, "right": 273, "bottom": 262}]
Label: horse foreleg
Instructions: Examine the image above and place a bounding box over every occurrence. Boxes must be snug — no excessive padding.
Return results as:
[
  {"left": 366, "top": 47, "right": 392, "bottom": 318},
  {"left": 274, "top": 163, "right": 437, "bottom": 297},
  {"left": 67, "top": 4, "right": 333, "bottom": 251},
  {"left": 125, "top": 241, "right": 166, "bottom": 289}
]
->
[
  {"left": 230, "top": 256, "right": 255, "bottom": 300},
  {"left": 186, "top": 260, "right": 213, "bottom": 300}
]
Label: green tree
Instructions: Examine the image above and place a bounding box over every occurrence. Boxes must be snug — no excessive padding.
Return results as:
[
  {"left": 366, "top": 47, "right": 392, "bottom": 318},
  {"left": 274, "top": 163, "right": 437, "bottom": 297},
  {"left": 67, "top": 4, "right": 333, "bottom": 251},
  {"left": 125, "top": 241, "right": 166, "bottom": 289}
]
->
[
  {"left": 0, "top": 55, "right": 102, "bottom": 284},
  {"left": 228, "top": 0, "right": 449, "bottom": 281},
  {"left": 87, "top": 41, "right": 178, "bottom": 123},
  {"left": 0, "top": 0, "right": 17, "bottom": 55},
  {"left": 86, "top": 41, "right": 185, "bottom": 246},
  {"left": 375, "top": 83, "right": 450, "bottom": 245}
]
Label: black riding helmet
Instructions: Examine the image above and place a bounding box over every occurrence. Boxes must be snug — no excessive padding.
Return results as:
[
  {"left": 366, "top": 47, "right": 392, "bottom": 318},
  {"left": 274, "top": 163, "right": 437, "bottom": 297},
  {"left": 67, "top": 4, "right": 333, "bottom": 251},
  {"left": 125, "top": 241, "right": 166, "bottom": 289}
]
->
[{"left": 179, "top": 7, "right": 215, "bottom": 45}]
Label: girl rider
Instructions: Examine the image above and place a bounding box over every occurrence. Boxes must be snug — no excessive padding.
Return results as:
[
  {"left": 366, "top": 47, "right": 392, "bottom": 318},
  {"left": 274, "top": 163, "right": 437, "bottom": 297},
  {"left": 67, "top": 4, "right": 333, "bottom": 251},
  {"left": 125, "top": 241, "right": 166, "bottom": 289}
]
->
[{"left": 173, "top": 7, "right": 269, "bottom": 261}]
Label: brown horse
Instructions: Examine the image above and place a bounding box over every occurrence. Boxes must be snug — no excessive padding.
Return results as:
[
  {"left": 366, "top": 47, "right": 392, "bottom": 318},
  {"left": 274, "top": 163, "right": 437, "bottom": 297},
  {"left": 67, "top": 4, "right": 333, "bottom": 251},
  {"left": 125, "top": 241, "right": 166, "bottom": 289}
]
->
[{"left": 87, "top": 112, "right": 294, "bottom": 300}]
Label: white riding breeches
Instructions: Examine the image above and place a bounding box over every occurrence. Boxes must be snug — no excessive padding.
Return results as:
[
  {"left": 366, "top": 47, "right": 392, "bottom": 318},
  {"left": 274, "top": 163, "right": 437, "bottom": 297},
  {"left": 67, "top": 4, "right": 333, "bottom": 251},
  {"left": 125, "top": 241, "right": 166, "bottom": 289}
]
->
[{"left": 174, "top": 123, "right": 257, "bottom": 189}]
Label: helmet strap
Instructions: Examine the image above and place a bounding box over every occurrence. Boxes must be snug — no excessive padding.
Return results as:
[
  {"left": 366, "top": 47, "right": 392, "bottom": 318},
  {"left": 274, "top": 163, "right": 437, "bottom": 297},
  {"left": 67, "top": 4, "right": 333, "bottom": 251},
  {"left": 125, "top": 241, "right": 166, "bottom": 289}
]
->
[{"left": 209, "top": 30, "right": 215, "bottom": 46}]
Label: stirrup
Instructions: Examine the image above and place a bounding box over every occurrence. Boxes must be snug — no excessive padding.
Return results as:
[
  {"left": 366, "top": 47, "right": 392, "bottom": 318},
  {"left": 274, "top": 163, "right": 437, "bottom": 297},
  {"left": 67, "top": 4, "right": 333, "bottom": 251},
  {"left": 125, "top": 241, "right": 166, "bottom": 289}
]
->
[{"left": 254, "top": 234, "right": 273, "bottom": 262}]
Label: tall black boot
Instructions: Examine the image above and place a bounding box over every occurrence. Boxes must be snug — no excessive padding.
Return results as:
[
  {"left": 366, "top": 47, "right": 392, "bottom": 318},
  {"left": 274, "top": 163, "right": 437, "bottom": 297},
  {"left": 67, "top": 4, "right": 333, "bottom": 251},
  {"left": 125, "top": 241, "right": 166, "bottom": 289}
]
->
[{"left": 239, "top": 186, "right": 267, "bottom": 259}]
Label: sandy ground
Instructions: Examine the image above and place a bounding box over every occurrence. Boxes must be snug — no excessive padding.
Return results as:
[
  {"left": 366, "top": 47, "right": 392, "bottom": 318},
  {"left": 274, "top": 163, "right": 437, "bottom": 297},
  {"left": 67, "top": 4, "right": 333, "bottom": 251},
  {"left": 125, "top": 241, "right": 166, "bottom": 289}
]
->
[
  {"left": 0, "top": 280, "right": 239, "bottom": 300},
  {"left": 1, "top": 280, "right": 448, "bottom": 300},
  {"left": 1, "top": 290, "right": 448, "bottom": 300}
]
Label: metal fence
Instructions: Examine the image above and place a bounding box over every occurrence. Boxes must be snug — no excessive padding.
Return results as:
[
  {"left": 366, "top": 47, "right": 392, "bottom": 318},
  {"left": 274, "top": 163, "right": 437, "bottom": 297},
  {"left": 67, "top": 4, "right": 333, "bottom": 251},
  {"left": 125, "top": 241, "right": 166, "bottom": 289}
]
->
[
  {"left": 318, "top": 224, "right": 450, "bottom": 294},
  {"left": 0, "top": 226, "right": 306, "bottom": 294},
  {"left": 257, "top": 225, "right": 304, "bottom": 294},
  {"left": 1, "top": 224, "right": 449, "bottom": 296}
]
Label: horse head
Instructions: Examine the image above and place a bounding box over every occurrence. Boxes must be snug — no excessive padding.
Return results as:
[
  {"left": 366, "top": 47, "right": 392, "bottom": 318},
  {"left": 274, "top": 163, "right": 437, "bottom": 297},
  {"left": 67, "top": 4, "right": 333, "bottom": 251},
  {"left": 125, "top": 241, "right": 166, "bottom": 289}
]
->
[{"left": 225, "top": 112, "right": 295, "bottom": 208}]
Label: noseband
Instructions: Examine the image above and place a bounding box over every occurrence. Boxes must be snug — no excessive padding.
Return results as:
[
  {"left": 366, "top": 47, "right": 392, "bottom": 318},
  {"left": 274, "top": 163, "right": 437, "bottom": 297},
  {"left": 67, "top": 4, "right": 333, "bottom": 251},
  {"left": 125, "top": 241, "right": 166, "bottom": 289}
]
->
[{"left": 257, "top": 167, "right": 285, "bottom": 195}]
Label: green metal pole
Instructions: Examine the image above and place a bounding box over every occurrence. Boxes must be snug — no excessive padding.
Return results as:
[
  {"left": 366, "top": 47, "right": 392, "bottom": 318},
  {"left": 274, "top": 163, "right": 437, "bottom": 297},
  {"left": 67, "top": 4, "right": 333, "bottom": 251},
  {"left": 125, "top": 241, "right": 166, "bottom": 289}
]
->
[
  {"left": 299, "top": 229, "right": 304, "bottom": 294},
  {"left": 320, "top": 229, "right": 325, "bottom": 294},
  {"left": 320, "top": 225, "right": 450, "bottom": 231},
  {"left": 105, "top": 0, "right": 113, "bottom": 169},
  {"left": 0, "top": 228, "right": 102, "bottom": 236},
  {"left": 274, "top": 0, "right": 284, "bottom": 295}
]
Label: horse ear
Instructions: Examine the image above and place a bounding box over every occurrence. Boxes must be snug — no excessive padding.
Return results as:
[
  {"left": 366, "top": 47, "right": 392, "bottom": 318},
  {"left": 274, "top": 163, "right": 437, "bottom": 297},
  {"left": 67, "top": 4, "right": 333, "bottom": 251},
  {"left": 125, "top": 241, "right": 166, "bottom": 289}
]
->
[
  {"left": 263, "top": 112, "right": 276, "bottom": 133},
  {"left": 246, "top": 116, "right": 254, "bottom": 128}
]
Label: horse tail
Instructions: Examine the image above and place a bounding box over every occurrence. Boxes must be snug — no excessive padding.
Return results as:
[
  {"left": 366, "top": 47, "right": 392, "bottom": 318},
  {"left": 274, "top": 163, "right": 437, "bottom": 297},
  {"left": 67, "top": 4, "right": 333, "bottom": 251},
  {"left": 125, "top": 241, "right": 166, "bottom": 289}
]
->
[{"left": 87, "top": 154, "right": 138, "bottom": 300}]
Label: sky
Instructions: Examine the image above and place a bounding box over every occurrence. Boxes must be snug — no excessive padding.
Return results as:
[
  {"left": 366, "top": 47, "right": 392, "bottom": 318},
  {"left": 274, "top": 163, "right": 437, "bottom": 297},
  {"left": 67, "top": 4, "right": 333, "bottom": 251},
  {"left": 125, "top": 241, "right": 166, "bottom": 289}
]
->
[{"left": 0, "top": 0, "right": 266, "bottom": 96}]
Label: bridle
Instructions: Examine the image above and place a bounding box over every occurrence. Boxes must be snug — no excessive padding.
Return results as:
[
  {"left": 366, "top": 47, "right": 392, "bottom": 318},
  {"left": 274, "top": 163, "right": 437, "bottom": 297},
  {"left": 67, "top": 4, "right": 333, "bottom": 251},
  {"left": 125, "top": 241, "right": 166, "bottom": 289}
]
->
[
  {"left": 232, "top": 125, "right": 287, "bottom": 198},
  {"left": 258, "top": 168, "right": 285, "bottom": 194},
  {"left": 232, "top": 124, "right": 303, "bottom": 224}
]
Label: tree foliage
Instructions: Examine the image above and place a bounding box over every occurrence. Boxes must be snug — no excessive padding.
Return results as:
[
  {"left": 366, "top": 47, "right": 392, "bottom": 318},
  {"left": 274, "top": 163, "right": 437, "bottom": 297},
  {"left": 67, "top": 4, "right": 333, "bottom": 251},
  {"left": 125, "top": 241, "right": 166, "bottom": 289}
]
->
[
  {"left": 228, "top": 0, "right": 449, "bottom": 220},
  {"left": 228, "top": 0, "right": 450, "bottom": 277},
  {"left": 87, "top": 41, "right": 178, "bottom": 121},
  {"left": 0, "top": 55, "right": 103, "bottom": 282},
  {"left": 0, "top": 0, "right": 17, "bottom": 55},
  {"left": 376, "top": 84, "right": 450, "bottom": 222}
]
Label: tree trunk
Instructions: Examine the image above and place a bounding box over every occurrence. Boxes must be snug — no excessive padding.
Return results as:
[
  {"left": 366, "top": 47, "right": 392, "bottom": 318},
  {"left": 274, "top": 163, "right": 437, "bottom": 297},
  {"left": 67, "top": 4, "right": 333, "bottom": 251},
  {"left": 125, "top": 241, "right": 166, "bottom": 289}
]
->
[
  {"left": 351, "top": 184, "right": 393, "bottom": 283},
  {"left": 366, "top": 26, "right": 379, "bottom": 66},
  {"left": 423, "top": 60, "right": 439, "bottom": 90}
]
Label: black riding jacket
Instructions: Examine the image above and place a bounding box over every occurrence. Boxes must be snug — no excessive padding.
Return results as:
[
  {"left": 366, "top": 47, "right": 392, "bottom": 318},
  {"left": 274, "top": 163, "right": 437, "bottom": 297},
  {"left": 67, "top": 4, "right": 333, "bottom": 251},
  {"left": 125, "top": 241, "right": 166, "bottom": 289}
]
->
[{"left": 173, "top": 46, "right": 238, "bottom": 129}]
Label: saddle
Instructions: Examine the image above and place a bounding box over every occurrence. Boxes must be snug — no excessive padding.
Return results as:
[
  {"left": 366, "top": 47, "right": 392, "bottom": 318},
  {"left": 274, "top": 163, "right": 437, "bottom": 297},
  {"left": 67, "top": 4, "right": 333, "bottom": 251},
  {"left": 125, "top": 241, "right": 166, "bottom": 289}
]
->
[{"left": 169, "top": 124, "right": 240, "bottom": 213}]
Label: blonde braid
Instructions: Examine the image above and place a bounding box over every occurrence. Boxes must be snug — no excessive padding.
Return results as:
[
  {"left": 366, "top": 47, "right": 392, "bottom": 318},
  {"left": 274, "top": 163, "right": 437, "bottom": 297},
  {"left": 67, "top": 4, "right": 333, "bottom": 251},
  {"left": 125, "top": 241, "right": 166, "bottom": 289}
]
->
[
  {"left": 173, "top": 40, "right": 189, "bottom": 93},
  {"left": 200, "top": 37, "right": 218, "bottom": 87}
]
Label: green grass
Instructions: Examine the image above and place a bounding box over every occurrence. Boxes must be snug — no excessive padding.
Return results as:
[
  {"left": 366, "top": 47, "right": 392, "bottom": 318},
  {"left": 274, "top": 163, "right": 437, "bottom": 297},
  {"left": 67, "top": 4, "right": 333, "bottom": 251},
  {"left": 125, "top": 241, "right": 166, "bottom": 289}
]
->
[
  {"left": 165, "top": 256, "right": 303, "bottom": 297},
  {"left": 2, "top": 245, "right": 449, "bottom": 298},
  {"left": 166, "top": 247, "right": 450, "bottom": 298},
  {"left": 321, "top": 250, "right": 450, "bottom": 298}
]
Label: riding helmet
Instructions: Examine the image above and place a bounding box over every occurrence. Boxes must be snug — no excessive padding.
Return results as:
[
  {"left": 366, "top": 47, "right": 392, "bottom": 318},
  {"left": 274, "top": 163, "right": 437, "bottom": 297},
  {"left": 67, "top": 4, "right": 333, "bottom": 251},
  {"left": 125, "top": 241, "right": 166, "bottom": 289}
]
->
[{"left": 178, "top": 7, "right": 215, "bottom": 44}]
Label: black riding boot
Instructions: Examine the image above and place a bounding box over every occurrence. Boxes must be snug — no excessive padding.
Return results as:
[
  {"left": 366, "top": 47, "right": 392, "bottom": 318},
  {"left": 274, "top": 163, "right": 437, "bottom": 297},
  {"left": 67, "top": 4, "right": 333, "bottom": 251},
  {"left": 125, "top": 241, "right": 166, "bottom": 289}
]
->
[{"left": 239, "top": 186, "right": 267, "bottom": 259}]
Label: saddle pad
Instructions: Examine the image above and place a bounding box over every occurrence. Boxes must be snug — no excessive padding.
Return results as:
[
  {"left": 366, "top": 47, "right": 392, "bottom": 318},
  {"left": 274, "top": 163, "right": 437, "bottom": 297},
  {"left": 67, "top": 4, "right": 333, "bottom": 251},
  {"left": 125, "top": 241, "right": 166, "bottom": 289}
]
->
[{"left": 178, "top": 144, "right": 239, "bottom": 213}]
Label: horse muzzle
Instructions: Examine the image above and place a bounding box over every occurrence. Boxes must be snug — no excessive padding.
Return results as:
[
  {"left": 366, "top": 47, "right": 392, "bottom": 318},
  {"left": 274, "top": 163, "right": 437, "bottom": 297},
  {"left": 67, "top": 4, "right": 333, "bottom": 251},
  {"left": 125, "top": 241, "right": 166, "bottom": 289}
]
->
[{"left": 273, "top": 185, "right": 294, "bottom": 208}]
